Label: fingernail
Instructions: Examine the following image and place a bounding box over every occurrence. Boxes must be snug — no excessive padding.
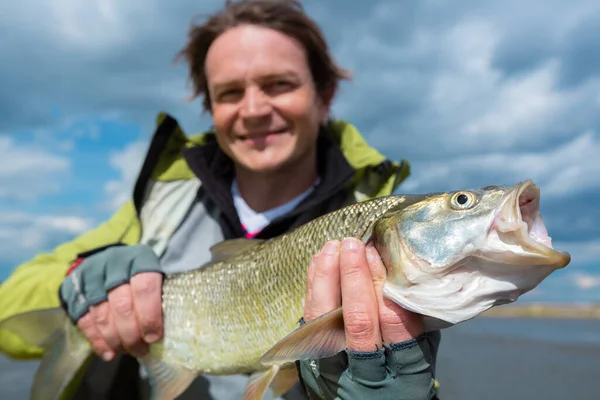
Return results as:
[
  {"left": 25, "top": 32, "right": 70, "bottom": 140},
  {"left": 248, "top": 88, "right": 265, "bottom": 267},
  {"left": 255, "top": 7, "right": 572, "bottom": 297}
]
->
[
  {"left": 366, "top": 248, "right": 379, "bottom": 263},
  {"left": 144, "top": 333, "right": 160, "bottom": 343},
  {"left": 341, "top": 237, "right": 360, "bottom": 251},
  {"left": 323, "top": 240, "right": 340, "bottom": 255},
  {"left": 102, "top": 352, "right": 114, "bottom": 362}
]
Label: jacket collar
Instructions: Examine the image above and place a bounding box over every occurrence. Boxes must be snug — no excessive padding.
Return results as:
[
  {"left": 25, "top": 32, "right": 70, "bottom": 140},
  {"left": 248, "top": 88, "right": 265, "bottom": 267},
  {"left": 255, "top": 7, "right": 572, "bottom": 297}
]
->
[{"left": 181, "top": 128, "right": 355, "bottom": 238}]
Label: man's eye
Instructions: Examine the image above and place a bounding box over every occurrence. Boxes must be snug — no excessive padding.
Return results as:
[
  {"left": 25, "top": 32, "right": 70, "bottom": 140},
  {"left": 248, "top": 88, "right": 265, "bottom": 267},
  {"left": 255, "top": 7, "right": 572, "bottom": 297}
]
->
[
  {"left": 217, "top": 89, "right": 243, "bottom": 101},
  {"left": 265, "top": 81, "right": 293, "bottom": 94}
]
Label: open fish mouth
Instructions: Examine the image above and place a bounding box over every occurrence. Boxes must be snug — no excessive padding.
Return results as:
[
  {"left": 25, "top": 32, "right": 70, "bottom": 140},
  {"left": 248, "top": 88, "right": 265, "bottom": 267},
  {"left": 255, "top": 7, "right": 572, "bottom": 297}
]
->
[{"left": 485, "top": 180, "right": 571, "bottom": 267}]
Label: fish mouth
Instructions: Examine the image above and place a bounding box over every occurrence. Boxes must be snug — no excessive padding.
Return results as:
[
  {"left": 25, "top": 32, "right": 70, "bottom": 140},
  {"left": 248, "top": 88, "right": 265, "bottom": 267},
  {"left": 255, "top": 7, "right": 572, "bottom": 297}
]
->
[{"left": 484, "top": 180, "right": 570, "bottom": 268}]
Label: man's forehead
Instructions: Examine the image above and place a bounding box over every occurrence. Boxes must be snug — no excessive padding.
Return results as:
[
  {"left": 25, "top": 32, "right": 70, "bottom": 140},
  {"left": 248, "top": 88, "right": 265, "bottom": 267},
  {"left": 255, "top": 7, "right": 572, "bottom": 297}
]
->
[{"left": 205, "top": 25, "right": 309, "bottom": 83}]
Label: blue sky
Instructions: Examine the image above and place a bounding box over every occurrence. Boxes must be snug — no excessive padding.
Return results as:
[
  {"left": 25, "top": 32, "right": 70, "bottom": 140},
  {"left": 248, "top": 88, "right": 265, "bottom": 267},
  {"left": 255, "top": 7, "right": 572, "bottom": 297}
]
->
[{"left": 1, "top": 0, "right": 599, "bottom": 303}]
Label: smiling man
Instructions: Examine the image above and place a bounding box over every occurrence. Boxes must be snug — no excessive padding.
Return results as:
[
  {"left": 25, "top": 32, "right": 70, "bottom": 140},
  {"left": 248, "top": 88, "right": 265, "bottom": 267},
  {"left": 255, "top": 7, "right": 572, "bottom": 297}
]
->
[{"left": 0, "top": 1, "right": 439, "bottom": 400}]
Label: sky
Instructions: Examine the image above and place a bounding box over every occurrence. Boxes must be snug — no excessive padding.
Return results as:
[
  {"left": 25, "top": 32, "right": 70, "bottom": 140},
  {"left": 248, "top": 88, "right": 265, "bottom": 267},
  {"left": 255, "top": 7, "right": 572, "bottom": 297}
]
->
[{"left": 1, "top": 0, "right": 599, "bottom": 303}]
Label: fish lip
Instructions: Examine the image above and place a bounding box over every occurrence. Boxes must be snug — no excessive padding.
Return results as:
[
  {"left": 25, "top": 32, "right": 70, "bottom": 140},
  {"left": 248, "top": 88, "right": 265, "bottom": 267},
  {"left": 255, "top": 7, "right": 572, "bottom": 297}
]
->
[{"left": 490, "top": 180, "right": 570, "bottom": 267}]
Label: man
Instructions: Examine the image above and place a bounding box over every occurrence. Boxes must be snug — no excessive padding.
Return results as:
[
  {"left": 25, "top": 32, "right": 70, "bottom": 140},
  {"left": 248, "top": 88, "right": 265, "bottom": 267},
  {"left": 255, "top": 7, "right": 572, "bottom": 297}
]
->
[{"left": 0, "top": 1, "right": 439, "bottom": 399}]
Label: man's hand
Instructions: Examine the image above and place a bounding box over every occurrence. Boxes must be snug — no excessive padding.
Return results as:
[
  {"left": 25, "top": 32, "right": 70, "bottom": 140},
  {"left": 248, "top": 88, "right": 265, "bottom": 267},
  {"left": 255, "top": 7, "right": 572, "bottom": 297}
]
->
[
  {"left": 304, "top": 237, "right": 423, "bottom": 349},
  {"left": 60, "top": 245, "right": 164, "bottom": 361},
  {"left": 299, "top": 238, "right": 437, "bottom": 400}
]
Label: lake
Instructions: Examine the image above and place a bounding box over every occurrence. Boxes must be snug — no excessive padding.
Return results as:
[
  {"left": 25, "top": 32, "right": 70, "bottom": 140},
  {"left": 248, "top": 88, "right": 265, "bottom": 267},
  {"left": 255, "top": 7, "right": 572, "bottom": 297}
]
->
[{"left": 1, "top": 317, "right": 599, "bottom": 399}]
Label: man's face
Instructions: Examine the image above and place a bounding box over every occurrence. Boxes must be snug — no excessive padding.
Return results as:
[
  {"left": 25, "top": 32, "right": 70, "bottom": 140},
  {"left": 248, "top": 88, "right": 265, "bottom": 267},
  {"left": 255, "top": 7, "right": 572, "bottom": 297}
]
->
[{"left": 205, "top": 24, "right": 331, "bottom": 174}]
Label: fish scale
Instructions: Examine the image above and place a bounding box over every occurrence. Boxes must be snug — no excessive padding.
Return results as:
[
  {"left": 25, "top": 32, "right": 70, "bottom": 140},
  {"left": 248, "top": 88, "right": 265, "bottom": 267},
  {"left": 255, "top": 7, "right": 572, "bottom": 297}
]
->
[{"left": 155, "top": 195, "right": 408, "bottom": 375}]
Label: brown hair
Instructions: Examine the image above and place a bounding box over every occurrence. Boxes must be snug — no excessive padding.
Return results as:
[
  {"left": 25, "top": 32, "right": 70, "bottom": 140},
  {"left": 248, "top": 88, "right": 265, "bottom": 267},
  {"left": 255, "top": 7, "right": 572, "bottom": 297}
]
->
[{"left": 175, "top": 0, "right": 351, "bottom": 112}]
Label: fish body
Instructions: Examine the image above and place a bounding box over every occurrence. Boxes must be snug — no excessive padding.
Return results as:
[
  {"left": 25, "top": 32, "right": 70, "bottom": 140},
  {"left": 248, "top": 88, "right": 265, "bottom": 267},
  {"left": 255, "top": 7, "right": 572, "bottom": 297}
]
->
[
  {"left": 157, "top": 194, "right": 405, "bottom": 376},
  {"left": 0, "top": 180, "right": 571, "bottom": 400}
]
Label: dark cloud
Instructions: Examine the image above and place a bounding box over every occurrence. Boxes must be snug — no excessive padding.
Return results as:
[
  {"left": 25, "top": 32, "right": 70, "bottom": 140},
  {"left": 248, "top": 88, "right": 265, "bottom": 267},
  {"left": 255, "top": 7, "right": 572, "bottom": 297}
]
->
[
  {"left": 557, "top": 11, "right": 600, "bottom": 88},
  {"left": 491, "top": 31, "right": 554, "bottom": 77},
  {"left": 0, "top": 1, "right": 219, "bottom": 136}
]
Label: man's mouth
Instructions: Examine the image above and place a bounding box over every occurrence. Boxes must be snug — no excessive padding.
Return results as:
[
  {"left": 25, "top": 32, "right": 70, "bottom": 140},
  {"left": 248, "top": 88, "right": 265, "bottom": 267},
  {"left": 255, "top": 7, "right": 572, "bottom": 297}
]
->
[{"left": 238, "top": 127, "right": 288, "bottom": 140}]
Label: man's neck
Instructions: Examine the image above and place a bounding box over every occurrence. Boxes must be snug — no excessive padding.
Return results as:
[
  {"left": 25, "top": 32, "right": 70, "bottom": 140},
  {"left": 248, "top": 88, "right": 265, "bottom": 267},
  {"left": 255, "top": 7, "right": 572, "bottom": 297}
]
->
[{"left": 234, "top": 152, "right": 318, "bottom": 213}]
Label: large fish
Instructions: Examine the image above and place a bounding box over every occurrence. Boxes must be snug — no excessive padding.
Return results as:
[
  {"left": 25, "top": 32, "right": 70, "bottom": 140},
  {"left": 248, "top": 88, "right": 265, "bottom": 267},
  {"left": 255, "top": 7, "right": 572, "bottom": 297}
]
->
[{"left": 0, "top": 180, "right": 570, "bottom": 400}]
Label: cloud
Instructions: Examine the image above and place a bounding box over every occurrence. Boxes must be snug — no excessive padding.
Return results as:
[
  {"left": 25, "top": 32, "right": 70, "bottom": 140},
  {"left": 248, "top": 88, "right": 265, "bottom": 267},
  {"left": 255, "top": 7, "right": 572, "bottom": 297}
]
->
[
  {"left": 554, "top": 239, "right": 600, "bottom": 267},
  {"left": 398, "top": 130, "right": 600, "bottom": 197},
  {"left": 556, "top": 11, "right": 600, "bottom": 88},
  {"left": 525, "top": 240, "right": 600, "bottom": 302},
  {"left": 572, "top": 272, "right": 600, "bottom": 290},
  {"left": 0, "top": 0, "right": 217, "bottom": 138},
  {"left": 103, "top": 140, "right": 149, "bottom": 211},
  {"left": 335, "top": 15, "right": 600, "bottom": 159},
  {"left": 0, "top": 211, "right": 94, "bottom": 279},
  {"left": 0, "top": 137, "right": 70, "bottom": 202},
  {"left": 0, "top": 212, "right": 93, "bottom": 251},
  {"left": 1, "top": 0, "right": 599, "bottom": 303}
]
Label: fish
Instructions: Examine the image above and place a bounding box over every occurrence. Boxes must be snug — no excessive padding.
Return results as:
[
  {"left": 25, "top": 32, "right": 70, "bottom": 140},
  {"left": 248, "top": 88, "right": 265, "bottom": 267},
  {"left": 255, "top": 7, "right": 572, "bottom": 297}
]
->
[{"left": 0, "top": 180, "right": 570, "bottom": 400}]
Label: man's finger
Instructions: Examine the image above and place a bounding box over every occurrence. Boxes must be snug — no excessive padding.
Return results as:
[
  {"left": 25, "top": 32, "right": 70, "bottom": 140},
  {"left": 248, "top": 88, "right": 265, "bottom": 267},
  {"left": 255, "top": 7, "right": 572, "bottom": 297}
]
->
[
  {"left": 130, "top": 272, "right": 164, "bottom": 343},
  {"left": 304, "top": 240, "right": 341, "bottom": 322},
  {"left": 108, "top": 284, "right": 147, "bottom": 357},
  {"left": 89, "top": 301, "right": 122, "bottom": 354},
  {"left": 365, "top": 247, "right": 423, "bottom": 344},
  {"left": 339, "top": 238, "right": 381, "bottom": 352},
  {"left": 77, "top": 313, "right": 114, "bottom": 361}
]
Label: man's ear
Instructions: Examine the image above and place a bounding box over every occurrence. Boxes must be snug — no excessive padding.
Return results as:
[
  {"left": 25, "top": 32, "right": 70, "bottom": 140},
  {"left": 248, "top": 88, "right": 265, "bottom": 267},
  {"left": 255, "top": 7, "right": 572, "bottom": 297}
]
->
[{"left": 318, "top": 85, "right": 336, "bottom": 123}]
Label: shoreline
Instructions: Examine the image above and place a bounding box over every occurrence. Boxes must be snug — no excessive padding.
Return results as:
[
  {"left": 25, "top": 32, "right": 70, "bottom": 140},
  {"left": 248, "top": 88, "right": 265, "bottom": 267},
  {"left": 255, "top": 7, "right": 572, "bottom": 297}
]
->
[{"left": 482, "top": 303, "right": 600, "bottom": 320}]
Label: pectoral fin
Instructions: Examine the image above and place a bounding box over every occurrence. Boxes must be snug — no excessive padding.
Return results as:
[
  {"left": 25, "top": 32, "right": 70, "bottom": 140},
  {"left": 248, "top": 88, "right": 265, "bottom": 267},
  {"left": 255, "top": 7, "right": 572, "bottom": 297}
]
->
[
  {"left": 260, "top": 307, "right": 346, "bottom": 366},
  {"left": 271, "top": 366, "right": 299, "bottom": 397},
  {"left": 0, "top": 308, "right": 93, "bottom": 400},
  {"left": 0, "top": 308, "right": 67, "bottom": 347},
  {"left": 139, "top": 353, "right": 197, "bottom": 400},
  {"left": 243, "top": 365, "right": 279, "bottom": 400}
]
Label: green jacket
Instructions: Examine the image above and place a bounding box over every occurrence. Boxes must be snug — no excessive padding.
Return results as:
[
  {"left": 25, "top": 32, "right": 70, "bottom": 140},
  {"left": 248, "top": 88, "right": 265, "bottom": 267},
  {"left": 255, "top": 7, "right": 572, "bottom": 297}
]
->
[{"left": 0, "top": 112, "right": 410, "bottom": 359}]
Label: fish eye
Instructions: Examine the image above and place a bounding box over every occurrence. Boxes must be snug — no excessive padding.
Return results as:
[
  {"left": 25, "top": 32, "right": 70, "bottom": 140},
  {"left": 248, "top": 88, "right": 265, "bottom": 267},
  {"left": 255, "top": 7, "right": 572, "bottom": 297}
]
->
[{"left": 450, "top": 191, "right": 476, "bottom": 210}]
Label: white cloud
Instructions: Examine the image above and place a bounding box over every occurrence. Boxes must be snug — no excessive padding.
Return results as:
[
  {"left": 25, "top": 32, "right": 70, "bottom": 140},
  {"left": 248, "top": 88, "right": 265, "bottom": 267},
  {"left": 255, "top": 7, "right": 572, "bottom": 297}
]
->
[
  {"left": 400, "top": 130, "right": 600, "bottom": 197},
  {"left": 554, "top": 239, "right": 600, "bottom": 267},
  {"left": 328, "top": 3, "right": 600, "bottom": 165},
  {"left": 0, "top": 137, "right": 70, "bottom": 201},
  {"left": 425, "top": 21, "right": 578, "bottom": 148},
  {"left": 459, "top": 62, "right": 562, "bottom": 140},
  {"left": 572, "top": 273, "right": 600, "bottom": 290},
  {"left": 103, "top": 140, "right": 149, "bottom": 211},
  {"left": 0, "top": 212, "right": 91, "bottom": 233},
  {"left": 0, "top": 212, "right": 94, "bottom": 259},
  {"left": 1, "top": 0, "right": 169, "bottom": 51}
]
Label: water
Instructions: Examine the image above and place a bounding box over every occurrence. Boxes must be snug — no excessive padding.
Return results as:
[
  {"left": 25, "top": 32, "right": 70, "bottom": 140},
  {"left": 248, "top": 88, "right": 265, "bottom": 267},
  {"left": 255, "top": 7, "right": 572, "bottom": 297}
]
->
[
  {"left": 444, "top": 316, "right": 600, "bottom": 345},
  {"left": 1, "top": 317, "right": 599, "bottom": 399},
  {"left": 435, "top": 317, "right": 600, "bottom": 400}
]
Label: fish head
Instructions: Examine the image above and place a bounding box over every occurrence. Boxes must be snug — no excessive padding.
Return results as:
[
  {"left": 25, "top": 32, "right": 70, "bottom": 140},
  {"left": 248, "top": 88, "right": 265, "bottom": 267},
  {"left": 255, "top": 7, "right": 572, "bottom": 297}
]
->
[{"left": 372, "top": 180, "right": 570, "bottom": 328}]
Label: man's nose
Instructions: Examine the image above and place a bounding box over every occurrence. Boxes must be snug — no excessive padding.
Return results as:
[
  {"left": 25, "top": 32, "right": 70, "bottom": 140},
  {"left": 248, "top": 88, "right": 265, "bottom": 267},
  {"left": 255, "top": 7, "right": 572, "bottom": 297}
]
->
[{"left": 239, "top": 86, "right": 272, "bottom": 119}]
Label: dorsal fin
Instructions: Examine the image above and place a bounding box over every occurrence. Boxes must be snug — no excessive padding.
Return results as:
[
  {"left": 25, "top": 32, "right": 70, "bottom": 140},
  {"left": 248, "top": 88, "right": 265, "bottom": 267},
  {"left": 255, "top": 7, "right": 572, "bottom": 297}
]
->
[{"left": 209, "top": 238, "right": 264, "bottom": 262}]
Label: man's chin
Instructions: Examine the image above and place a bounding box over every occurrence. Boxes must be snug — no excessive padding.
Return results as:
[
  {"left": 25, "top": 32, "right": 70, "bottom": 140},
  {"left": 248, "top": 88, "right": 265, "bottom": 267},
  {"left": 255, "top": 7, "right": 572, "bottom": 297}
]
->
[{"left": 235, "top": 157, "right": 291, "bottom": 175}]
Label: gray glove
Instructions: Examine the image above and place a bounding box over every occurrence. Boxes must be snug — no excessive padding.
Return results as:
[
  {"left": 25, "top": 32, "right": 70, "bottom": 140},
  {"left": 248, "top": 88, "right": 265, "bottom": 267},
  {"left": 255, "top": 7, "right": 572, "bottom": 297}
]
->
[
  {"left": 59, "top": 244, "right": 162, "bottom": 322},
  {"left": 298, "top": 331, "right": 440, "bottom": 400}
]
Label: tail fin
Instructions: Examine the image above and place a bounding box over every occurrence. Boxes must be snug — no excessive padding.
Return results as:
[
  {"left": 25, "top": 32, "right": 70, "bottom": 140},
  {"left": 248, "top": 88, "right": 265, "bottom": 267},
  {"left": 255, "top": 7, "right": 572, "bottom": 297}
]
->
[{"left": 0, "top": 308, "right": 93, "bottom": 400}]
